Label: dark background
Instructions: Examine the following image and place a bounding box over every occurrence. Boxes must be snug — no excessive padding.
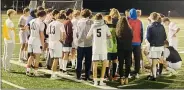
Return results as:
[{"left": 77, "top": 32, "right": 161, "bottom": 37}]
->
[{"left": 1, "top": 0, "right": 184, "bottom": 17}]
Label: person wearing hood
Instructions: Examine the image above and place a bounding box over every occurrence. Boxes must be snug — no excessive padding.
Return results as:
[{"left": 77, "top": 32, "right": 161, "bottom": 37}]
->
[
  {"left": 128, "top": 8, "right": 143, "bottom": 78},
  {"left": 146, "top": 12, "right": 166, "bottom": 81},
  {"left": 75, "top": 9, "right": 93, "bottom": 81},
  {"left": 87, "top": 13, "right": 111, "bottom": 86}
]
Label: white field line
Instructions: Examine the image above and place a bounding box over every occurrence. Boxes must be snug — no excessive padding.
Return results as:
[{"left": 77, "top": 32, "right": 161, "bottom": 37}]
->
[
  {"left": 2, "top": 80, "right": 26, "bottom": 89},
  {"left": 10, "top": 60, "right": 118, "bottom": 89}
]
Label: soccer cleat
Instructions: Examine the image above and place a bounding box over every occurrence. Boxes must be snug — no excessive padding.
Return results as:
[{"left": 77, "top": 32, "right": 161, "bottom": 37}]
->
[
  {"left": 50, "top": 74, "right": 61, "bottom": 80},
  {"left": 135, "top": 74, "right": 139, "bottom": 79},
  {"left": 26, "top": 71, "right": 31, "bottom": 76},
  {"left": 128, "top": 74, "right": 132, "bottom": 79},
  {"left": 93, "top": 81, "right": 98, "bottom": 86},
  {"left": 150, "top": 77, "right": 156, "bottom": 81},
  {"left": 99, "top": 81, "right": 106, "bottom": 86}
]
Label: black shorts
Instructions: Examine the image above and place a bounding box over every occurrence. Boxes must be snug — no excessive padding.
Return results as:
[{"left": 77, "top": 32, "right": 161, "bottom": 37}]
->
[
  {"left": 63, "top": 43, "right": 72, "bottom": 47},
  {"left": 107, "top": 53, "right": 117, "bottom": 60}
]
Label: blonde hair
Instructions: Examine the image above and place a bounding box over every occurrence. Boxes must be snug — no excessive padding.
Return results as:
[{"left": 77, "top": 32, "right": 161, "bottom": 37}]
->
[
  {"left": 150, "top": 12, "right": 159, "bottom": 21},
  {"left": 104, "top": 15, "right": 112, "bottom": 24},
  {"left": 60, "top": 10, "right": 66, "bottom": 14},
  {"left": 7, "top": 9, "right": 16, "bottom": 17},
  {"left": 72, "top": 10, "right": 80, "bottom": 17},
  {"left": 136, "top": 10, "right": 142, "bottom": 17},
  {"left": 109, "top": 8, "right": 121, "bottom": 19},
  {"left": 94, "top": 13, "right": 103, "bottom": 20}
]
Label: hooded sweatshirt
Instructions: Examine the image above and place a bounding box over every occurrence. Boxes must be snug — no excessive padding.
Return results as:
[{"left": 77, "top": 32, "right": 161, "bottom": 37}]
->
[
  {"left": 87, "top": 20, "right": 111, "bottom": 54},
  {"left": 128, "top": 8, "right": 143, "bottom": 46}
]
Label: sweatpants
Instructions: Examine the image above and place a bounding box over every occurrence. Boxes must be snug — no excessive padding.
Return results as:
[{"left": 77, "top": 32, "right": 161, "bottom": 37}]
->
[
  {"left": 132, "top": 45, "right": 141, "bottom": 74},
  {"left": 76, "top": 46, "right": 92, "bottom": 79},
  {"left": 118, "top": 49, "right": 131, "bottom": 78},
  {"left": 2, "top": 42, "right": 15, "bottom": 70}
]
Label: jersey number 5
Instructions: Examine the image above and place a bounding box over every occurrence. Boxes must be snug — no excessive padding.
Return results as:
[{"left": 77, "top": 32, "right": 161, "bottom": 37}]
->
[
  {"left": 50, "top": 25, "right": 55, "bottom": 34},
  {"left": 97, "top": 28, "right": 101, "bottom": 37}
]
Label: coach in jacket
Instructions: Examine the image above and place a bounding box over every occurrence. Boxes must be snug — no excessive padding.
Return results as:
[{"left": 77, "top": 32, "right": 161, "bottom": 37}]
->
[{"left": 146, "top": 12, "right": 167, "bottom": 81}]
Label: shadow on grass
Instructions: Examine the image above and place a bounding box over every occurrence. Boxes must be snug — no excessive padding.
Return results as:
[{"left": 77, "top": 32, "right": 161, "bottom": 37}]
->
[{"left": 105, "top": 76, "right": 175, "bottom": 89}]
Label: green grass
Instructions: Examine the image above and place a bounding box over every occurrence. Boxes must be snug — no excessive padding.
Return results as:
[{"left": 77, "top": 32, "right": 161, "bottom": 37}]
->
[{"left": 1, "top": 14, "right": 184, "bottom": 89}]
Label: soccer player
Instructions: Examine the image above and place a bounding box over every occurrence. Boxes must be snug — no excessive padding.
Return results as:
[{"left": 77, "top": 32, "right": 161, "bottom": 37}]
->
[
  {"left": 109, "top": 8, "right": 121, "bottom": 25},
  {"left": 75, "top": 9, "right": 93, "bottom": 81},
  {"left": 18, "top": 8, "right": 30, "bottom": 62},
  {"left": 163, "top": 40, "right": 182, "bottom": 76},
  {"left": 128, "top": 8, "right": 143, "bottom": 78},
  {"left": 147, "top": 12, "right": 167, "bottom": 81},
  {"left": 26, "top": 11, "right": 46, "bottom": 76},
  {"left": 162, "top": 17, "right": 180, "bottom": 50},
  {"left": 71, "top": 10, "right": 80, "bottom": 69},
  {"left": 104, "top": 15, "right": 118, "bottom": 81},
  {"left": 125, "top": 9, "right": 130, "bottom": 19},
  {"left": 2, "top": 9, "right": 17, "bottom": 72},
  {"left": 116, "top": 16, "right": 133, "bottom": 85},
  {"left": 87, "top": 13, "right": 111, "bottom": 86},
  {"left": 62, "top": 8, "right": 73, "bottom": 74},
  {"left": 47, "top": 13, "right": 66, "bottom": 79}
]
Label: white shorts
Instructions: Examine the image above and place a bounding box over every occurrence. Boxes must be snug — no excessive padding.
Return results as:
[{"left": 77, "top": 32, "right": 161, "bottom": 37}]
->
[
  {"left": 167, "top": 61, "right": 182, "bottom": 70},
  {"left": 149, "top": 46, "right": 164, "bottom": 59},
  {"left": 62, "top": 47, "right": 72, "bottom": 52},
  {"left": 19, "top": 31, "right": 28, "bottom": 44},
  {"left": 49, "top": 48, "right": 62, "bottom": 58},
  {"left": 28, "top": 44, "right": 42, "bottom": 54},
  {"left": 92, "top": 54, "right": 107, "bottom": 61}
]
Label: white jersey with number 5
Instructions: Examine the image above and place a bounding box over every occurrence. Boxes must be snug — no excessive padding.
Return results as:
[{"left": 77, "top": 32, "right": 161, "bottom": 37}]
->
[
  {"left": 47, "top": 20, "right": 65, "bottom": 49},
  {"left": 28, "top": 18, "right": 45, "bottom": 46},
  {"left": 87, "top": 20, "right": 111, "bottom": 54}
]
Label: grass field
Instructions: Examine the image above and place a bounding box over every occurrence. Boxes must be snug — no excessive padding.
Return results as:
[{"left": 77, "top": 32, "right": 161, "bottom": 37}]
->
[{"left": 1, "top": 14, "right": 184, "bottom": 89}]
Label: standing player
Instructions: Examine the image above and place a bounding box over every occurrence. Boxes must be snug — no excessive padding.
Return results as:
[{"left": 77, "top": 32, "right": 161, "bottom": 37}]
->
[
  {"left": 62, "top": 8, "right": 73, "bottom": 74},
  {"left": 18, "top": 8, "right": 30, "bottom": 62},
  {"left": 128, "top": 8, "right": 143, "bottom": 78},
  {"left": 26, "top": 11, "right": 46, "bottom": 76},
  {"left": 147, "top": 12, "right": 166, "bottom": 81},
  {"left": 104, "top": 15, "right": 117, "bottom": 81},
  {"left": 47, "top": 13, "right": 66, "bottom": 79},
  {"left": 2, "top": 9, "right": 17, "bottom": 72},
  {"left": 87, "top": 13, "right": 111, "bottom": 86},
  {"left": 71, "top": 10, "right": 80, "bottom": 69},
  {"left": 162, "top": 17, "right": 180, "bottom": 50},
  {"left": 75, "top": 9, "right": 93, "bottom": 81}
]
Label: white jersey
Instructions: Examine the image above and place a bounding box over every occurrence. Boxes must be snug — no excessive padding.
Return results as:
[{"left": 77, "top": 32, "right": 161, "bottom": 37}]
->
[
  {"left": 71, "top": 18, "right": 79, "bottom": 47},
  {"left": 47, "top": 20, "right": 65, "bottom": 49},
  {"left": 28, "top": 18, "right": 45, "bottom": 46},
  {"left": 168, "top": 22, "right": 179, "bottom": 39},
  {"left": 87, "top": 20, "right": 111, "bottom": 54}
]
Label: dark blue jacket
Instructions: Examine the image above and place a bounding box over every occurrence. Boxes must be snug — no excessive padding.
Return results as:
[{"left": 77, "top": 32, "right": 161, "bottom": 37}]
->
[{"left": 147, "top": 22, "right": 167, "bottom": 46}]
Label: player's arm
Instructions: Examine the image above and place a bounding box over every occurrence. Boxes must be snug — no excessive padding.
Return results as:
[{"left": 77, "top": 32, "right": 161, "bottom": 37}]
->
[
  {"left": 60, "top": 25, "right": 66, "bottom": 43},
  {"left": 40, "top": 23, "right": 45, "bottom": 49},
  {"left": 106, "top": 26, "right": 111, "bottom": 39},
  {"left": 173, "top": 26, "right": 180, "bottom": 37},
  {"left": 86, "top": 26, "right": 93, "bottom": 39},
  {"left": 18, "top": 17, "right": 26, "bottom": 30}
]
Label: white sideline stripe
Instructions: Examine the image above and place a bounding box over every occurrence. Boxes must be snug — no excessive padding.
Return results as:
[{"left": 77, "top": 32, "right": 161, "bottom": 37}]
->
[
  {"left": 9, "top": 60, "right": 118, "bottom": 89},
  {"left": 179, "top": 51, "right": 184, "bottom": 53},
  {"left": 2, "top": 80, "right": 26, "bottom": 89}
]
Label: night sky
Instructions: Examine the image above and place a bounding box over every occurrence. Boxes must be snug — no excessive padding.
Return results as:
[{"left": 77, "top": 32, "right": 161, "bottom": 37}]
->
[{"left": 2, "top": 0, "right": 184, "bottom": 17}]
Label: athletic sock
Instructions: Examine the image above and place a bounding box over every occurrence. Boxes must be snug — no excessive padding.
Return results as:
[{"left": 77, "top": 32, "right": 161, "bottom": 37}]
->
[
  {"left": 140, "top": 60, "right": 143, "bottom": 69},
  {"left": 59, "top": 58, "right": 63, "bottom": 70},
  {"left": 159, "top": 64, "right": 163, "bottom": 75},
  {"left": 24, "top": 51, "right": 27, "bottom": 59},
  {"left": 93, "top": 78, "right": 98, "bottom": 86},
  {"left": 112, "top": 63, "right": 117, "bottom": 78},
  {"left": 71, "top": 59, "right": 76, "bottom": 67},
  {"left": 63, "top": 60, "right": 68, "bottom": 71},
  {"left": 19, "top": 50, "right": 23, "bottom": 60},
  {"left": 105, "top": 67, "right": 109, "bottom": 78},
  {"left": 153, "top": 67, "right": 157, "bottom": 78}
]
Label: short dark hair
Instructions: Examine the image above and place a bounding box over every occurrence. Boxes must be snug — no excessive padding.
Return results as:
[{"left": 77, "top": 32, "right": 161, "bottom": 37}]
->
[
  {"left": 58, "top": 13, "right": 66, "bottom": 20},
  {"left": 94, "top": 13, "right": 103, "bottom": 20},
  {"left": 81, "top": 9, "right": 91, "bottom": 18},
  {"left": 65, "top": 8, "right": 73, "bottom": 16},
  {"left": 52, "top": 9, "right": 59, "bottom": 16},
  {"left": 45, "top": 8, "right": 53, "bottom": 14},
  {"left": 162, "top": 17, "right": 170, "bottom": 22},
  {"left": 164, "top": 40, "right": 169, "bottom": 46},
  {"left": 37, "top": 6, "right": 44, "bottom": 11},
  {"left": 23, "top": 8, "right": 30, "bottom": 14},
  {"left": 37, "top": 10, "right": 46, "bottom": 17}
]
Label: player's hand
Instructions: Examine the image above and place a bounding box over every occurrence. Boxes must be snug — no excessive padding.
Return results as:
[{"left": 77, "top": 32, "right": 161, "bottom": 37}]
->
[{"left": 172, "top": 34, "right": 176, "bottom": 37}]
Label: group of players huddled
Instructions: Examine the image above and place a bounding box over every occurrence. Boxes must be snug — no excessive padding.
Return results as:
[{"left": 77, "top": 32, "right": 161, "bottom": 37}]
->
[{"left": 2, "top": 6, "right": 182, "bottom": 86}]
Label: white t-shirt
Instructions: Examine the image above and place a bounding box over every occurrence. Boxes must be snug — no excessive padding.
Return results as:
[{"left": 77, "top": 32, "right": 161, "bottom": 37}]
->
[
  {"left": 47, "top": 20, "right": 65, "bottom": 49},
  {"left": 18, "top": 15, "right": 28, "bottom": 30},
  {"left": 28, "top": 18, "right": 45, "bottom": 46},
  {"left": 4, "top": 18, "right": 15, "bottom": 44},
  {"left": 164, "top": 48, "right": 170, "bottom": 60},
  {"left": 87, "top": 21, "right": 111, "bottom": 54},
  {"left": 71, "top": 18, "right": 79, "bottom": 46},
  {"left": 168, "top": 22, "right": 179, "bottom": 40}
]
